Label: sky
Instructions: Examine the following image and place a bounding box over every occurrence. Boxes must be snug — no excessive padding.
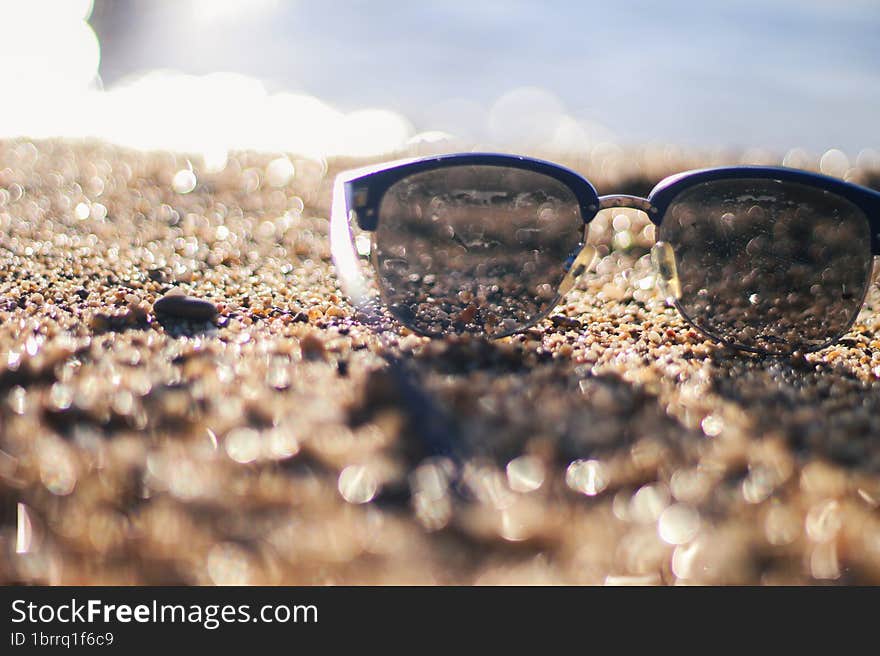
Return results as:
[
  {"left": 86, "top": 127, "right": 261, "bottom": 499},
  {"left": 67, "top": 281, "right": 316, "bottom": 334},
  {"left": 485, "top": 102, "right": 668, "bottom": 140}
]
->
[{"left": 2, "top": 0, "right": 878, "bottom": 159}]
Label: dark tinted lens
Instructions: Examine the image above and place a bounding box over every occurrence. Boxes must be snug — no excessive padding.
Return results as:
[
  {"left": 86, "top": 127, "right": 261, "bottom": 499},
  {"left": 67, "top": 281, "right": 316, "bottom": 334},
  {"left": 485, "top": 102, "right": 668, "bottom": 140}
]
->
[
  {"left": 658, "top": 178, "right": 872, "bottom": 354},
  {"left": 374, "top": 165, "right": 584, "bottom": 336}
]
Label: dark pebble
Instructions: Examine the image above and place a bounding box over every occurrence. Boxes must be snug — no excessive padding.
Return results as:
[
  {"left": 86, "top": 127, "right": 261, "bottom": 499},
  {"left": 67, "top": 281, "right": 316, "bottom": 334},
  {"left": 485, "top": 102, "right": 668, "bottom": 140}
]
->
[
  {"left": 147, "top": 268, "right": 168, "bottom": 283},
  {"left": 550, "top": 315, "right": 582, "bottom": 330},
  {"left": 153, "top": 294, "right": 218, "bottom": 321}
]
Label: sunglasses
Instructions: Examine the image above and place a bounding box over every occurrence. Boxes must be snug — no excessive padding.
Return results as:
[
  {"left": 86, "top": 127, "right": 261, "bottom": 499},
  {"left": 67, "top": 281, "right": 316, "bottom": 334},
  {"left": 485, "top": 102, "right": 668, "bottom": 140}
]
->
[{"left": 330, "top": 153, "right": 880, "bottom": 355}]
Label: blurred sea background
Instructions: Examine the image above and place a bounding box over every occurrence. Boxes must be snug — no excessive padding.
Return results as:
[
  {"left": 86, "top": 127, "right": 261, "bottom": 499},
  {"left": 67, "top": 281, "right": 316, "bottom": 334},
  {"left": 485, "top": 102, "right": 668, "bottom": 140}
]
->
[{"left": 1, "top": 0, "right": 878, "bottom": 170}]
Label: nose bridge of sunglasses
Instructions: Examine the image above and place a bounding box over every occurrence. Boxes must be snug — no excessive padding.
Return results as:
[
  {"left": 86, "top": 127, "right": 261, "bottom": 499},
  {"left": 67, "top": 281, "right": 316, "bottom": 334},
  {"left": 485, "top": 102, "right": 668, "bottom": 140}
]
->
[
  {"left": 598, "top": 194, "right": 656, "bottom": 215},
  {"left": 650, "top": 241, "right": 682, "bottom": 302}
]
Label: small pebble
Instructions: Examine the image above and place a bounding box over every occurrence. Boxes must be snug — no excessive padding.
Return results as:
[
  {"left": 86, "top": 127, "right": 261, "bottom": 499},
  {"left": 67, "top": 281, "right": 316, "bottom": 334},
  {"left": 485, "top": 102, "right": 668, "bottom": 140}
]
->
[
  {"left": 550, "top": 315, "right": 581, "bottom": 330},
  {"left": 299, "top": 333, "right": 326, "bottom": 360},
  {"left": 153, "top": 292, "right": 217, "bottom": 321},
  {"left": 324, "top": 305, "right": 346, "bottom": 319}
]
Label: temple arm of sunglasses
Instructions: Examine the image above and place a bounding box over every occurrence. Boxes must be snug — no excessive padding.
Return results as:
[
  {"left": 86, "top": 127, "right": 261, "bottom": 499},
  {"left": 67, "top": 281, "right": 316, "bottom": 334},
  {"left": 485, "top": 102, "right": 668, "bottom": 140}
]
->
[{"left": 330, "top": 175, "right": 370, "bottom": 306}]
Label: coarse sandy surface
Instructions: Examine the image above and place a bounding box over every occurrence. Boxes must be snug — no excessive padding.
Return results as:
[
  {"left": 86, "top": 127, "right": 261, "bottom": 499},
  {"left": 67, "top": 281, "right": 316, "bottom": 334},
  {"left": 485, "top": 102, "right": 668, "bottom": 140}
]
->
[{"left": 2, "top": 139, "right": 880, "bottom": 585}]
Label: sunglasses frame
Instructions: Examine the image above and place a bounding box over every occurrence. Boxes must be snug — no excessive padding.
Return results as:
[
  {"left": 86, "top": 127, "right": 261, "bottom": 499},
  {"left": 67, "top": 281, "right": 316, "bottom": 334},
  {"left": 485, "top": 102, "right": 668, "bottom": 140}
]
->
[{"left": 331, "top": 152, "right": 880, "bottom": 350}]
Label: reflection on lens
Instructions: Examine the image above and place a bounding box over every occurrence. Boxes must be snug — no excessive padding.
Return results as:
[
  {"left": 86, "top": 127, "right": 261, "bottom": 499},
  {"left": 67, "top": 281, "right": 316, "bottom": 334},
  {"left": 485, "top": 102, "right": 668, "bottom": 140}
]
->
[
  {"left": 374, "top": 165, "right": 584, "bottom": 336},
  {"left": 658, "top": 178, "right": 872, "bottom": 353}
]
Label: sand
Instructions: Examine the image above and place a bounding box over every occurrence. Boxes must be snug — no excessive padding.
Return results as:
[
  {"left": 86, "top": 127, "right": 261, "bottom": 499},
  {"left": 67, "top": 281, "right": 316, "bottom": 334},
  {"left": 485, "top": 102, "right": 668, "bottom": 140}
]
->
[{"left": 2, "top": 138, "right": 880, "bottom": 585}]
